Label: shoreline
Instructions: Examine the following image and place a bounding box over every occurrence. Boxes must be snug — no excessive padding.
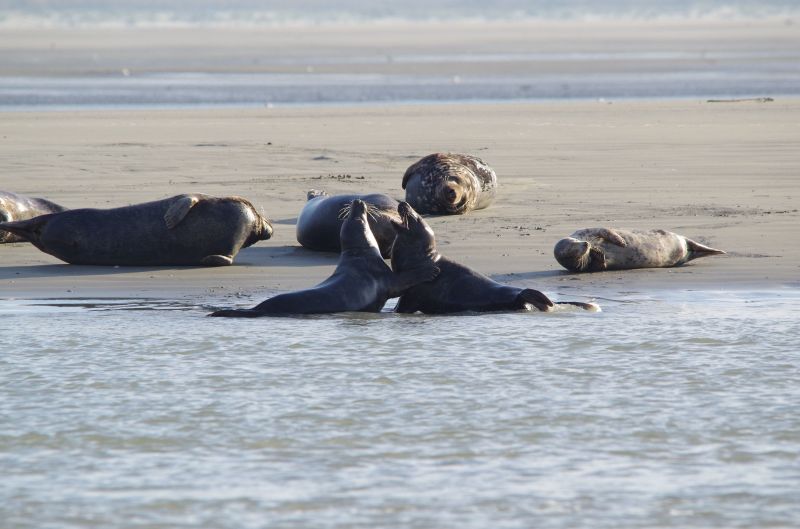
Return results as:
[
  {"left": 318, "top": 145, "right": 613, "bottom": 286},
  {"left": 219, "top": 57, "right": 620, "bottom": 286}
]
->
[{"left": 1, "top": 99, "right": 798, "bottom": 303}]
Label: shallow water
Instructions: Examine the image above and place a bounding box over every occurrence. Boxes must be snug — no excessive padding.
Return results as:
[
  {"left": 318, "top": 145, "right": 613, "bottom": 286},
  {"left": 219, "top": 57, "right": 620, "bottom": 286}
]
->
[{"left": 1, "top": 289, "right": 799, "bottom": 528}]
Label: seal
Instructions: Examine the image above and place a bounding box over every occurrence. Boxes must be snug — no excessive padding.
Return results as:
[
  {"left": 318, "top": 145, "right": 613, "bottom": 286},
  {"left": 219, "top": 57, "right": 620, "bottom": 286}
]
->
[
  {"left": 210, "top": 199, "right": 439, "bottom": 317},
  {"left": 390, "top": 202, "right": 598, "bottom": 314},
  {"left": 402, "top": 153, "right": 497, "bottom": 215},
  {"left": 0, "top": 191, "right": 67, "bottom": 243},
  {"left": 0, "top": 193, "right": 273, "bottom": 266},
  {"left": 296, "top": 190, "right": 400, "bottom": 258},
  {"left": 553, "top": 227, "right": 726, "bottom": 272}
]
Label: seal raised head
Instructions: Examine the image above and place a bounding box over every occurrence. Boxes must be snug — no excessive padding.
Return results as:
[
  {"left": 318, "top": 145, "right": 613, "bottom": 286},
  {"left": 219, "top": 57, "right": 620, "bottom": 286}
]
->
[
  {"left": 0, "top": 193, "right": 273, "bottom": 266},
  {"left": 210, "top": 199, "right": 439, "bottom": 317},
  {"left": 390, "top": 202, "right": 598, "bottom": 314},
  {"left": 554, "top": 227, "right": 726, "bottom": 272},
  {"left": 0, "top": 191, "right": 67, "bottom": 243},
  {"left": 295, "top": 190, "right": 400, "bottom": 258},
  {"left": 402, "top": 153, "right": 497, "bottom": 215}
]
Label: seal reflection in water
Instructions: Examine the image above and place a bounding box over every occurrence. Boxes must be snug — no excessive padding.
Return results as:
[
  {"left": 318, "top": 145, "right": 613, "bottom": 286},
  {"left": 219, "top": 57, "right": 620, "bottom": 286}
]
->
[
  {"left": 295, "top": 190, "right": 400, "bottom": 258},
  {"left": 0, "top": 190, "right": 67, "bottom": 243},
  {"left": 390, "top": 202, "right": 599, "bottom": 314},
  {"left": 0, "top": 193, "right": 273, "bottom": 266},
  {"left": 554, "top": 227, "right": 726, "bottom": 272},
  {"left": 209, "top": 199, "right": 439, "bottom": 317},
  {"left": 402, "top": 153, "right": 497, "bottom": 215}
]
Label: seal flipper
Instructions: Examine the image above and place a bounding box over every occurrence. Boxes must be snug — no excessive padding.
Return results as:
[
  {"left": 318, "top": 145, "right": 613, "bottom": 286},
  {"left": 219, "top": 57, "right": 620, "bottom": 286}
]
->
[
  {"left": 596, "top": 228, "right": 627, "bottom": 247},
  {"left": 554, "top": 301, "right": 601, "bottom": 312},
  {"left": 208, "top": 308, "right": 263, "bottom": 318},
  {"left": 201, "top": 254, "right": 234, "bottom": 266},
  {"left": 519, "top": 288, "right": 555, "bottom": 312},
  {"left": 0, "top": 217, "right": 47, "bottom": 243},
  {"left": 164, "top": 195, "right": 200, "bottom": 229},
  {"left": 685, "top": 238, "right": 726, "bottom": 261}
]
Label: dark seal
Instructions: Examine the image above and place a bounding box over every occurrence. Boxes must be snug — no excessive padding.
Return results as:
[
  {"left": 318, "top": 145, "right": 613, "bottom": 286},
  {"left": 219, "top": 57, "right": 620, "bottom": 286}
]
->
[
  {"left": 390, "top": 202, "right": 598, "bottom": 314},
  {"left": 0, "top": 193, "right": 273, "bottom": 266},
  {"left": 402, "top": 153, "right": 497, "bottom": 215},
  {"left": 553, "top": 227, "right": 726, "bottom": 272},
  {"left": 295, "top": 190, "right": 400, "bottom": 258},
  {"left": 210, "top": 199, "right": 438, "bottom": 317},
  {"left": 0, "top": 191, "right": 67, "bottom": 243}
]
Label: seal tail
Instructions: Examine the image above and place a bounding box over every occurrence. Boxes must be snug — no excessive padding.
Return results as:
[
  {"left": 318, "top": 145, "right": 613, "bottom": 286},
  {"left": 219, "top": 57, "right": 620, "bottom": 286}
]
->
[
  {"left": 0, "top": 217, "right": 46, "bottom": 243},
  {"left": 685, "top": 238, "right": 726, "bottom": 261},
  {"left": 520, "top": 288, "right": 555, "bottom": 312},
  {"left": 208, "top": 308, "right": 264, "bottom": 318}
]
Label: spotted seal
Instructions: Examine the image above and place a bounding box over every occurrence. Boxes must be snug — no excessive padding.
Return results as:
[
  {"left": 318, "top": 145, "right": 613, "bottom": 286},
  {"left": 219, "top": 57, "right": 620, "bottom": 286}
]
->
[
  {"left": 0, "top": 193, "right": 273, "bottom": 266},
  {"left": 296, "top": 190, "right": 400, "bottom": 258},
  {"left": 553, "top": 227, "right": 726, "bottom": 272},
  {"left": 402, "top": 153, "right": 497, "bottom": 215},
  {"left": 390, "top": 202, "right": 598, "bottom": 314},
  {"left": 0, "top": 191, "right": 67, "bottom": 243},
  {"left": 210, "top": 199, "right": 439, "bottom": 317}
]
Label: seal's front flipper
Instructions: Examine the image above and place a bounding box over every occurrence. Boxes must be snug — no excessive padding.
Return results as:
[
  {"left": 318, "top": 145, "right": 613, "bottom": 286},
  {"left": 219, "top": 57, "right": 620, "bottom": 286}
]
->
[
  {"left": 597, "top": 228, "right": 627, "bottom": 247},
  {"left": 520, "top": 288, "right": 555, "bottom": 312},
  {"left": 201, "top": 254, "right": 234, "bottom": 266},
  {"left": 164, "top": 195, "right": 200, "bottom": 229},
  {"left": 0, "top": 217, "right": 47, "bottom": 243},
  {"left": 208, "top": 308, "right": 263, "bottom": 318},
  {"left": 685, "top": 238, "right": 726, "bottom": 261},
  {"left": 390, "top": 263, "right": 440, "bottom": 296}
]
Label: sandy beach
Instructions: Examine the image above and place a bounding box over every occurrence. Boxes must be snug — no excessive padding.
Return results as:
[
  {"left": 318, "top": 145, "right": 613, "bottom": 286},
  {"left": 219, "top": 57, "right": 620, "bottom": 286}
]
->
[{"left": 1, "top": 98, "right": 798, "bottom": 302}]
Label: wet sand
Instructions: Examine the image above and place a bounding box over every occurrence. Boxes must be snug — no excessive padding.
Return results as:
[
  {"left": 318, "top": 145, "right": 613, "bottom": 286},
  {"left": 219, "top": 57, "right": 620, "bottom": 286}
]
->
[{"left": 1, "top": 98, "right": 798, "bottom": 304}]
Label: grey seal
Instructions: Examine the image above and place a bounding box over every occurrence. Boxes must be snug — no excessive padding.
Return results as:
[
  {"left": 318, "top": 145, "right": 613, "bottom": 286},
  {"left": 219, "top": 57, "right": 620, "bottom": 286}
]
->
[
  {"left": 553, "top": 227, "right": 726, "bottom": 272},
  {"left": 0, "top": 193, "right": 272, "bottom": 266},
  {"left": 402, "top": 153, "right": 497, "bottom": 215},
  {"left": 210, "top": 199, "right": 438, "bottom": 317},
  {"left": 296, "top": 190, "right": 400, "bottom": 258},
  {"left": 390, "top": 202, "right": 598, "bottom": 314},
  {"left": 0, "top": 191, "right": 67, "bottom": 243}
]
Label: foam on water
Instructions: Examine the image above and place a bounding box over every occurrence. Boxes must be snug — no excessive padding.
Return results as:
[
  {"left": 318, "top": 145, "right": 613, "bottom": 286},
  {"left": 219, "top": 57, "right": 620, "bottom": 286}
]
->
[{"left": 1, "top": 288, "right": 799, "bottom": 528}]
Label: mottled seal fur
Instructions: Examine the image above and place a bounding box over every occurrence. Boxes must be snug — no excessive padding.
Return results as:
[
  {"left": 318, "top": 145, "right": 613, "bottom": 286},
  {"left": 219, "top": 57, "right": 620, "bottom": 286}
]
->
[
  {"left": 296, "top": 190, "right": 400, "bottom": 258},
  {"left": 402, "top": 153, "right": 497, "bottom": 215},
  {"left": 553, "top": 227, "right": 726, "bottom": 272},
  {"left": 0, "top": 193, "right": 273, "bottom": 266},
  {"left": 210, "top": 199, "right": 438, "bottom": 317},
  {"left": 0, "top": 191, "right": 67, "bottom": 243},
  {"left": 390, "top": 202, "right": 598, "bottom": 314}
]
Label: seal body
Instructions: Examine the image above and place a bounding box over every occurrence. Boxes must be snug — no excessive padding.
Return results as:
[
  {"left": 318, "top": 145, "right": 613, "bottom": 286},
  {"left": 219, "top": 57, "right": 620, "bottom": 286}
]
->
[
  {"left": 0, "top": 193, "right": 273, "bottom": 266},
  {"left": 402, "top": 153, "right": 497, "bottom": 215},
  {"left": 391, "top": 202, "right": 597, "bottom": 314},
  {"left": 553, "top": 227, "right": 726, "bottom": 272},
  {"left": 0, "top": 191, "right": 67, "bottom": 243},
  {"left": 296, "top": 190, "right": 399, "bottom": 258},
  {"left": 210, "top": 199, "right": 438, "bottom": 317}
]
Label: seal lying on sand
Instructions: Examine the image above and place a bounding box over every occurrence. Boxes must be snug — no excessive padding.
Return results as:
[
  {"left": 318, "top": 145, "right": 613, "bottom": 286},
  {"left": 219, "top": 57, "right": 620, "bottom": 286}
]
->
[
  {"left": 553, "top": 227, "right": 726, "bottom": 272},
  {"left": 210, "top": 199, "right": 439, "bottom": 317},
  {"left": 0, "top": 193, "right": 272, "bottom": 266},
  {"left": 390, "top": 202, "right": 598, "bottom": 314},
  {"left": 0, "top": 191, "right": 67, "bottom": 243},
  {"left": 402, "top": 153, "right": 497, "bottom": 215},
  {"left": 296, "top": 190, "right": 399, "bottom": 258}
]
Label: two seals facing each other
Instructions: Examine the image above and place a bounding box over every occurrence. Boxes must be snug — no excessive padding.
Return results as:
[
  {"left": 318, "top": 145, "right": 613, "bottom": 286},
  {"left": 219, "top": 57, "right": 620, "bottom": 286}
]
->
[
  {"left": 390, "top": 202, "right": 598, "bottom": 314},
  {"left": 402, "top": 153, "right": 497, "bottom": 215},
  {"left": 554, "top": 227, "right": 725, "bottom": 272},
  {"left": 0, "top": 193, "right": 273, "bottom": 266},
  {"left": 210, "top": 199, "right": 438, "bottom": 317},
  {"left": 296, "top": 190, "right": 400, "bottom": 258},
  {"left": 0, "top": 191, "right": 67, "bottom": 243}
]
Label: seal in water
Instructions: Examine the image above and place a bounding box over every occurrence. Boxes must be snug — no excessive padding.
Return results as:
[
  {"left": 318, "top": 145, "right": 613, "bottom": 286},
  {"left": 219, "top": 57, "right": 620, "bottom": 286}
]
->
[
  {"left": 390, "top": 202, "right": 598, "bottom": 314},
  {"left": 296, "top": 190, "right": 400, "bottom": 258},
  {"left": 402, "top": 153, "right": 497, "bottom": 215},
  {"left": 0, "top": 191, "right": 67, "bottom": 243},
  {"left": 0, "top": 193, "right": 273, "bottom": 266},
  {"left": 210, "top": 199, "right": 439, "bottom": 317},
  {"left": 553, "top": 227, "right": 726, "bottom": 272}
]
